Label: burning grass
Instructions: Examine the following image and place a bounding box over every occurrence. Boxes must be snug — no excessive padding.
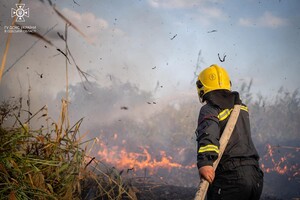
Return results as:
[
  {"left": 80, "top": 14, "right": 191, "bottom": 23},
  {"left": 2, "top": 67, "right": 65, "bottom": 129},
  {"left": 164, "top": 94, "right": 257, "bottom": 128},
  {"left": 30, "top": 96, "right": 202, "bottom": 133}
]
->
[
  {"left": 0, "top": 2, "right": 137, "bottom": 197},
  {"left": 1, "top": 1, "right": 299, "bottom": 198},
  {"left": 0, "top": 100, "right": 136, "bottom": 200}
]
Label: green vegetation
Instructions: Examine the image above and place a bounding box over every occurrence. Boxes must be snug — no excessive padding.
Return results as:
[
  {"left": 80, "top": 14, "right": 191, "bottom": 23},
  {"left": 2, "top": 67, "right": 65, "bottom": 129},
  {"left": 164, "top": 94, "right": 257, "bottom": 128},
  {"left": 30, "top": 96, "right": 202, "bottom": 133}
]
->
[
  {"left": 0, "top": 100, "right": 136, "bottom": 200},
  {"left": 0, "top": 2, "right": 136, "bottom": 199}
]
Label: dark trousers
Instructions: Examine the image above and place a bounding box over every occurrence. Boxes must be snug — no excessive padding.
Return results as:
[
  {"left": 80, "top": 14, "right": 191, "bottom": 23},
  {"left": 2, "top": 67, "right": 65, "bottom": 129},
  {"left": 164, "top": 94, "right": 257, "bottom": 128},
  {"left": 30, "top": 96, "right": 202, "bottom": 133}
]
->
[{"left": 207, "top": 165, "right": 264, "bottom": 200}]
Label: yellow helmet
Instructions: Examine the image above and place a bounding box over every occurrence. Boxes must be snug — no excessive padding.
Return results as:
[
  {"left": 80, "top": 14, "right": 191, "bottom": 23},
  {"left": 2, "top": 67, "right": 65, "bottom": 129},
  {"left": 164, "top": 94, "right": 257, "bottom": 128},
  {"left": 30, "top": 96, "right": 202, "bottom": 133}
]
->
[{"left": 196, "top": 64, "right": 231, "bottom": 101}]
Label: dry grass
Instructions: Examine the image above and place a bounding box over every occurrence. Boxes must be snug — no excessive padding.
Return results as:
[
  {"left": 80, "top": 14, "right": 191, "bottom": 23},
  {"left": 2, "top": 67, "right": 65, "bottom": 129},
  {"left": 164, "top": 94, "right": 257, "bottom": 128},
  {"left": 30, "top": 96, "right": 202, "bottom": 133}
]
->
[
  {"left": 0, "top": 2, "right": 136, "bottom": 198},
  {"left": 0, "top": 101, "right": 83, "bottom": 200},
  {"left": 0, "top": 99, "right": 137, "bottom": 200},
  {"left": 0, "top": 0, "right": 22, "bottom": 83}
]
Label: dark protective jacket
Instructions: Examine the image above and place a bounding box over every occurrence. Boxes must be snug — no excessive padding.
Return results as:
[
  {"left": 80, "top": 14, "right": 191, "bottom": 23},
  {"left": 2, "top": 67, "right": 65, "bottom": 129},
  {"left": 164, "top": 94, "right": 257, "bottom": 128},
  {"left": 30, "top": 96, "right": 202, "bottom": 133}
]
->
[{"left": 195, "top": 90, "right": 260, "bottom": 170}]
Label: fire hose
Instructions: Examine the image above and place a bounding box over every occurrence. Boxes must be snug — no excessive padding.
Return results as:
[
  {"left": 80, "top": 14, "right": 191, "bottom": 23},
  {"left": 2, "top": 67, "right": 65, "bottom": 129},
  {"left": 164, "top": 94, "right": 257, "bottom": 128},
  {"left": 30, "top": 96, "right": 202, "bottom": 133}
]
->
[{"left": 194, "top": 104, "right": 241, "bottom": 200}]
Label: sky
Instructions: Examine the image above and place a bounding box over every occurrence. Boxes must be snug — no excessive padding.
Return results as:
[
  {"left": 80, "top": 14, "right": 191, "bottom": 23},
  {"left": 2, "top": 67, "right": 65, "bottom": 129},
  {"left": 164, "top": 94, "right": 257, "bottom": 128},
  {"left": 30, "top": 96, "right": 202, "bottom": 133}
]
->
[
  {"left": 0, "top": 0, "right": 300, "bottom": 123},
  {"left": 1, "top": 1, "right": 300, "bottom": 195}
]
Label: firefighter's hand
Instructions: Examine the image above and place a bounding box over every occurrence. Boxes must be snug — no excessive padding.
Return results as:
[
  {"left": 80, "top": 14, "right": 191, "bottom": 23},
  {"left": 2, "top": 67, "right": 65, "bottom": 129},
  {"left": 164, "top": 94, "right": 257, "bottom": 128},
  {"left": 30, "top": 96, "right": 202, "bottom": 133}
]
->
[{"left": 199, "top": 166, "right": 215, "bottom": 184}]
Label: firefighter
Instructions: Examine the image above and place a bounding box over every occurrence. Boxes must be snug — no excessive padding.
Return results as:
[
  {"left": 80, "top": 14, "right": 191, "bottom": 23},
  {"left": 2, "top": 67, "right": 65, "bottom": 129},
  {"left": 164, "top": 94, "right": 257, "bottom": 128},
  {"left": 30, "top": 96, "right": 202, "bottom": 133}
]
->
[{"left": 195, "top": 64, "right": 264, "bottom": 200}]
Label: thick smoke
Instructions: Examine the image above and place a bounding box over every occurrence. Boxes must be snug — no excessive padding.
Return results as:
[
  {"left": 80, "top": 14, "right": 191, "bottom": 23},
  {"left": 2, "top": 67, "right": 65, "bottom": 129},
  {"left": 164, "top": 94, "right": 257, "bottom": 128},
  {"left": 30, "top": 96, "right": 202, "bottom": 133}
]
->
[{"left": 54, "top": 79, "right": 156, "bottom": 127}]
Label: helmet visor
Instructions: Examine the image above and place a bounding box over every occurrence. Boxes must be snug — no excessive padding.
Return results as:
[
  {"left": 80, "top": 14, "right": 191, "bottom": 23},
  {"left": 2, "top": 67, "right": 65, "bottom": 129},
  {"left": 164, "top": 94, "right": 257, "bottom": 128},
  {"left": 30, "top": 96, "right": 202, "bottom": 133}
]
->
[
  {"left": 196, "top": 80, "right": 203, "bottom": 89},
  {"left": 196, "top": 80, "right": 204, "bottom": 99}
]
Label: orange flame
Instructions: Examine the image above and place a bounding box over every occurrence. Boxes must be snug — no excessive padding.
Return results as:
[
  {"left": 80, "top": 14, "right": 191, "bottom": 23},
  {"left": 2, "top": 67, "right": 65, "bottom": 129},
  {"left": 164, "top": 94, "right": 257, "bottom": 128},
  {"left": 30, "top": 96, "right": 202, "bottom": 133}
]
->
[
  {"left": 93, "top": 130, "right": 300, "bottom": 188},
  {"left": 91, "top": 132, "right": 300, "bottom": 187},
  {"left": 96, "top": 135, "right": 195, "bottom": 175},
  {"left": 261, "top": 144, "right": 300, "bottom": 179}
]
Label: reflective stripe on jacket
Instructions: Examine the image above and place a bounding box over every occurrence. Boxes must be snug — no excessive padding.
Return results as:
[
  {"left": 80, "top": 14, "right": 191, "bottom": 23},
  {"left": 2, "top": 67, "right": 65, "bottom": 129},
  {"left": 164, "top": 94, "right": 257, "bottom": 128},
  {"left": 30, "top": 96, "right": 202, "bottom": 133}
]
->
[{"left": 195, "top": 102, "right": 259, "bottom": 169}]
